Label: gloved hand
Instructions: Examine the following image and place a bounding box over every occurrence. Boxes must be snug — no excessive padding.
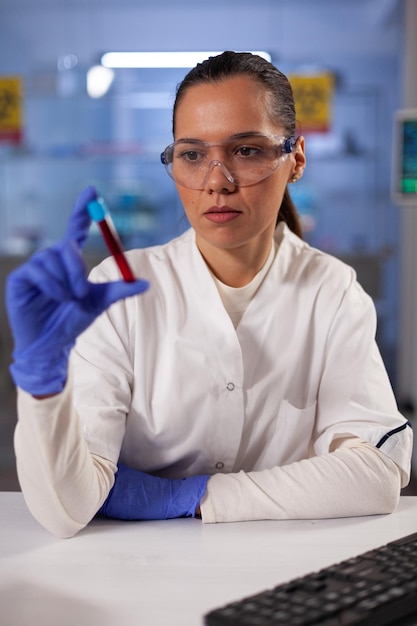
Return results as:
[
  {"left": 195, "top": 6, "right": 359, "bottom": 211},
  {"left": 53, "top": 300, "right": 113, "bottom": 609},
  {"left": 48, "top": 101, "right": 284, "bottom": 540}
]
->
[
  {"left": 6, "top": 186, "right": 150, "bottom": 396},
  {"left": 98, "top": 463, "right": 209, "bottom": 520}
]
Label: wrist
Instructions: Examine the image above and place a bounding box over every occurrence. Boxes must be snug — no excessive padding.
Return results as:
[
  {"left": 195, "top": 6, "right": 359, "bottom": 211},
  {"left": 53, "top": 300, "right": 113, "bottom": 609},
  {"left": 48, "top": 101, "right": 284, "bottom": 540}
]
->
[{"left": 10, "top": 346, "right": 70, "bottom": 396}]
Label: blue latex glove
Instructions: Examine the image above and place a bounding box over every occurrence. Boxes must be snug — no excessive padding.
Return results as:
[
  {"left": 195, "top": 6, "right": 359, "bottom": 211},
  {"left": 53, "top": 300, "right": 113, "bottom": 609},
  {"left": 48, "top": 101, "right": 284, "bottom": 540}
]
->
[
  {"left": 6, "top": 186, "right": 150, "bottom": 396},
  {"left": 98, "top": 464, "right": 209, "bottom": 520}
]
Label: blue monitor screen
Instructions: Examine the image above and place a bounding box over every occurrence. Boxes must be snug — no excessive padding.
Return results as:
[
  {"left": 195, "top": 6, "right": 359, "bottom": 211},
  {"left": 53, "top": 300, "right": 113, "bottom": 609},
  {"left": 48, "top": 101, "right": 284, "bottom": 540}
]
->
[
  {"left": 400, "top": 120, "right": 417, "bottom": 195},
  {"left": 392, "top": 110, "right": 417, "bottom": 205}
]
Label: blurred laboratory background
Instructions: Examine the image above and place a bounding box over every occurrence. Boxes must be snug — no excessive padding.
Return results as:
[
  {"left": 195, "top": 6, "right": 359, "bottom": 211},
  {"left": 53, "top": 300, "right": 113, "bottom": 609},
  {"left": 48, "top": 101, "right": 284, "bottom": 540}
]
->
[{"left": 0, "top": 0, "right": 416, "bottom": 490}]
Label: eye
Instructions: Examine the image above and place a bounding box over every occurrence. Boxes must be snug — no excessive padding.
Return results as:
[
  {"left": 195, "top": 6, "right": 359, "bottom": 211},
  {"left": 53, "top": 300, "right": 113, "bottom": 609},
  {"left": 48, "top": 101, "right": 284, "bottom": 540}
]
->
[
  {"left": 182, "top": 150, "right": 201, "bottom": 162},
  {"left": 235, "top": 145, "right": 262, "bottom": 158},
  {"left": 175, "top": 147, "right": 207, "bottom": 164}
]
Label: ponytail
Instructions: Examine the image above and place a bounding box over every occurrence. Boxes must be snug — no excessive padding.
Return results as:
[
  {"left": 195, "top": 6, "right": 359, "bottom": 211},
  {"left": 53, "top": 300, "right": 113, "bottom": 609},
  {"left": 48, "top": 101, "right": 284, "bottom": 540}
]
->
[{"left": 277, "top": 187, "right": 303, "bottom": 239}]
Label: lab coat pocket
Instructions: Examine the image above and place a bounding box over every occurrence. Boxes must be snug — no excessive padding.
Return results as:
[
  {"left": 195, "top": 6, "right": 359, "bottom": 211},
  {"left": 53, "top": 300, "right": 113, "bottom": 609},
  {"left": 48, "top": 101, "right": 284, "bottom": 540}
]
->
[{"left": 275, "top": 399, "right": 317, "bottom": 464}]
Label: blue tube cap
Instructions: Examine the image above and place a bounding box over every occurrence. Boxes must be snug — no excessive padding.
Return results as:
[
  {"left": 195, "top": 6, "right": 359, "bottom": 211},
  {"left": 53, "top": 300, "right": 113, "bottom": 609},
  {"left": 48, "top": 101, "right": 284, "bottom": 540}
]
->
[{"left": 87, "top": 197, "right": 108, "bottom": 222}]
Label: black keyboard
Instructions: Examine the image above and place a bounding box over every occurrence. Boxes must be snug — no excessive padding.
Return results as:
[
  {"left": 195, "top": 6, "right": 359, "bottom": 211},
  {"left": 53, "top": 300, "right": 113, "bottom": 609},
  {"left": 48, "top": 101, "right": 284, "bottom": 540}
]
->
[{"left": 204, "top": 531, "right": 417, "bottom": 625}]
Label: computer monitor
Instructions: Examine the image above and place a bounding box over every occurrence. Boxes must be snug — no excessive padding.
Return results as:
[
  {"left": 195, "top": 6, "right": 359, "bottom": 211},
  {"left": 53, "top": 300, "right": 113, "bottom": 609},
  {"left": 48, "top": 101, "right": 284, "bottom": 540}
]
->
[{"left": 392, "top": 108, "right": 417, "bottom": 206}]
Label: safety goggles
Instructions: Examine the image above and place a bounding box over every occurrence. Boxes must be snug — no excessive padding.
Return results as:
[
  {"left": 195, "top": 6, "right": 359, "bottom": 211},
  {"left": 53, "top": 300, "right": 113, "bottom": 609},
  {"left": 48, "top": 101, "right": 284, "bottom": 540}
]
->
[{"left": 160, "top": 134, "right": 296, "bottom": 190}]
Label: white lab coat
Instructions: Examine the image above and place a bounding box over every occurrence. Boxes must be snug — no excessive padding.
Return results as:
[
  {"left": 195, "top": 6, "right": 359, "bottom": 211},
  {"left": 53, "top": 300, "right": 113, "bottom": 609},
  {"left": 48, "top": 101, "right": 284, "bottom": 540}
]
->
[
  {"left": 14, "top": 221, "right": 412, "bottom": 536},
  {"left": 73, "top": 222, "right": 412, "bottom": 484}
]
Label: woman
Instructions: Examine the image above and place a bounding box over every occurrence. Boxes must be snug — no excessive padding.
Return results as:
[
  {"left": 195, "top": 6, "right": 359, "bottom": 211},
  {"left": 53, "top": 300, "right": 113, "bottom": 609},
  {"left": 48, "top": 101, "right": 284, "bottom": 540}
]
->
[{"left": 6, "top": 52, "right": 412, "bottom": 538}]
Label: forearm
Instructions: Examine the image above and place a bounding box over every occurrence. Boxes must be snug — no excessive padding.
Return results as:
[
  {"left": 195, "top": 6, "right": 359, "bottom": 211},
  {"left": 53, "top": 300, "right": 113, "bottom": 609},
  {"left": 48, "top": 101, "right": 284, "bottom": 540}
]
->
[
  {"left": 200, "top": 439, "right": 402, "bottom": 523},
  {"left": 14, "top": 377, "right": 115, "bottom": 538}
]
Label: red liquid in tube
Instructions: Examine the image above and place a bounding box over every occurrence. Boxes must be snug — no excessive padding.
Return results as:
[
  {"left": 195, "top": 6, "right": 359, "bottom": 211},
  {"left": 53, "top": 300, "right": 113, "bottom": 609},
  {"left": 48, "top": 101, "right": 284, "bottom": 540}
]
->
[{"left": 97, "top": 218, "right": 136, "bottom": 282}]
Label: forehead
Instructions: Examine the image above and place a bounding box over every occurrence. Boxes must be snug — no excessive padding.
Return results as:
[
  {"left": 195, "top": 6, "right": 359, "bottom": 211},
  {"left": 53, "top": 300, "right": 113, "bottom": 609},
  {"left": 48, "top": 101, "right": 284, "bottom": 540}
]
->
[{"left": 174, "top": 75, "right": 279, "bottom": 141}]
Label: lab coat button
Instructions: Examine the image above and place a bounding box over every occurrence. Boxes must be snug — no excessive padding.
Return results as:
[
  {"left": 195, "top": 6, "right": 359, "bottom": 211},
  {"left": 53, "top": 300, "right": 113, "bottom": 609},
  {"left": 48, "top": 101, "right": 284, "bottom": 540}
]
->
[
  {"left": 226, "top": 382, "right": 235, "bottom": 391},
  {"left": 215, "top": 461, "right": 225, "bottom": 469}
]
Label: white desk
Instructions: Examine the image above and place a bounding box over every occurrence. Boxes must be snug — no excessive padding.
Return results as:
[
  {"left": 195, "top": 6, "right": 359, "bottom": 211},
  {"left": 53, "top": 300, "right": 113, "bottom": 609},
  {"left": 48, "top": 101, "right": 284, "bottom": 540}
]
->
[{"left": 1, "top": 493, "right": 417, "bottom": 626}]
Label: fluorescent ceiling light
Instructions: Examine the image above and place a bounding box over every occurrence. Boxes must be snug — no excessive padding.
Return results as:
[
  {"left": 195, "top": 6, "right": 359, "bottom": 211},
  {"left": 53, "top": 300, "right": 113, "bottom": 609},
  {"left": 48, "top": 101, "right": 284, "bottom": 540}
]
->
[{"left": 101, "top": 51, "right": 271, "bottom": 69}]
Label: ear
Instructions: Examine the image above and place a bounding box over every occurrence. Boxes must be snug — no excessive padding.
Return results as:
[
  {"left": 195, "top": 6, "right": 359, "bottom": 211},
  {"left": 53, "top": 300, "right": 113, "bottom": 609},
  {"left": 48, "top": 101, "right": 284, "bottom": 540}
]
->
[{"left": 288, "top": 136, "right": 306, "bottom": 183}]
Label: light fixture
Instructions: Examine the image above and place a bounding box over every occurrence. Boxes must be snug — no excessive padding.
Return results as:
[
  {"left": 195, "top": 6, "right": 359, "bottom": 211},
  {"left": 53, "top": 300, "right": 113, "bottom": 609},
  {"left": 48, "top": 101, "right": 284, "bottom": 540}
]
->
[
  {"left": 57, "top": 54, "right": 78, "bottom": 71},
  {"left": 101, "top": 50, "right": 271, "bottom": 69},
  {"left": 87, "top": 65, "right": 115, "bottom": 98}
]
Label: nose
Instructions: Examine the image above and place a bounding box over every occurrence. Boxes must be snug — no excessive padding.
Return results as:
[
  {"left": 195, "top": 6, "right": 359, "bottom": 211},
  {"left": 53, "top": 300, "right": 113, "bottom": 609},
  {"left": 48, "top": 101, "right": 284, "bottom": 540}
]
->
[{"left": 203, "top": 160, "right": 237, "bottom": 194}]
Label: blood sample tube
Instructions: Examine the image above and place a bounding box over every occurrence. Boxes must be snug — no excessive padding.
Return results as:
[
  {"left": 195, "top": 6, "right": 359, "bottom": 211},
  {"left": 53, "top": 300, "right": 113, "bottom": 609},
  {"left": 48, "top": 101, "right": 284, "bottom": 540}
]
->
[{"left": 87, "top": 197, "right": 136, "bottom": 282}]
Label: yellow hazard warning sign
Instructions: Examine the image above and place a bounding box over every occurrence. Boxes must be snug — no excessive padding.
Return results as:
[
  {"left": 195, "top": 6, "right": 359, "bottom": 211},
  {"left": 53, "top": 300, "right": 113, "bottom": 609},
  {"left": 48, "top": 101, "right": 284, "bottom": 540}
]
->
[
  {"left": 289, "top": 73, "right": 334, "bottom": 133},
  {"left": 0, "top": 77, "right": 23, "bottom": 144}
]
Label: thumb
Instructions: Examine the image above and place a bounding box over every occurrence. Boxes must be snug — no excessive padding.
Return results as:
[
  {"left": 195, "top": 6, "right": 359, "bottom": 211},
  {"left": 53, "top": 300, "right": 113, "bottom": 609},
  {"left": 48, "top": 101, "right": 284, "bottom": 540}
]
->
[
  {"left": 88, "top": 279, "right": 150, "bottom": 312},
  {"left": 65, "top": 186, "right": 98, "bottom": 247}
]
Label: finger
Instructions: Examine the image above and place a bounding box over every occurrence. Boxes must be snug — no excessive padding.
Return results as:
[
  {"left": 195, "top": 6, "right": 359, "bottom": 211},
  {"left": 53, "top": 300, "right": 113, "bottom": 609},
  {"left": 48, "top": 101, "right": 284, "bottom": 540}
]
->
[
  {"left": 88, "top": 279, "right": 150, "bottom": 314},
  {"left": 14, "top": 243, "right": 89, "bottom": 303},
  {"left": 65, "top": 186, "right": 98, "bottom": 247},
  {"left": 32, "top": 242, "right": 89, "bottom": 301},
  {"left": 7, "top": 248, "right": 70, "bottom": 302},
  {"left": 58, "top": 239, "right": 90, "bottom": 299}
]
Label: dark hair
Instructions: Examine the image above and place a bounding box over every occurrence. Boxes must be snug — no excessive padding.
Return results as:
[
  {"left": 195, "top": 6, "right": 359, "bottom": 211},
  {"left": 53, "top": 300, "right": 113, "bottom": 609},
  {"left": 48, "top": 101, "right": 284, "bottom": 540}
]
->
[{"left": 173, "top": 51, "right": 302, "bottom": 238}]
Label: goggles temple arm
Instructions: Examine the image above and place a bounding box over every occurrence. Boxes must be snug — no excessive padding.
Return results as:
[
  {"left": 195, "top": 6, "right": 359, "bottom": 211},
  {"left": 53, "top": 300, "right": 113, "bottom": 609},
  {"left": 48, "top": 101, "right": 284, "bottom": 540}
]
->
[{"left": 284, "top": 137, "right": 297, "bottom": 154}]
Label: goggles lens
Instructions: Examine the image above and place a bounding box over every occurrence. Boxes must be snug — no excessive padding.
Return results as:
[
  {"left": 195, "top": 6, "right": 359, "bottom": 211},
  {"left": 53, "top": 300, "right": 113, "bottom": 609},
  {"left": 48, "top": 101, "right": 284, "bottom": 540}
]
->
[{"left": 160, "top": 134, "right": 296, "bottom": 189}]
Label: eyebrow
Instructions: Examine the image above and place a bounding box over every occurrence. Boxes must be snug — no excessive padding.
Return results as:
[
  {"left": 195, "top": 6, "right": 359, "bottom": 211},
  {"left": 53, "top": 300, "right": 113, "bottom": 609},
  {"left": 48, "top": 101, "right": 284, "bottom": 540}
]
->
[{"left": 175, "top": 132, "right": 271, "bottom": 144}]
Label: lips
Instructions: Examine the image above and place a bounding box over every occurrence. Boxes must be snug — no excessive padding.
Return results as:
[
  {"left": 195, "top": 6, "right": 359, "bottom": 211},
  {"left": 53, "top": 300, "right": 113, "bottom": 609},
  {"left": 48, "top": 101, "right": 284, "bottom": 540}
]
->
[{"left": 204, "top": 206, "right": 242, "bottom": 224}]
